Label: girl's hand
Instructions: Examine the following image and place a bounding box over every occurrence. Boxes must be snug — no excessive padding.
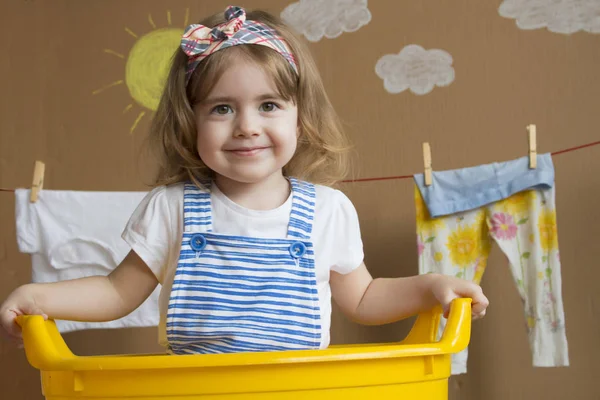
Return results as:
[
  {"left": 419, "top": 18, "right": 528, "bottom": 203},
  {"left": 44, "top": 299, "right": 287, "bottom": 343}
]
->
[
  {"left": 0, "top": 286, "right": 48, "bottom": 347},
  {"left": 429, "top": 274, "right": 489, "bottom": 319}
]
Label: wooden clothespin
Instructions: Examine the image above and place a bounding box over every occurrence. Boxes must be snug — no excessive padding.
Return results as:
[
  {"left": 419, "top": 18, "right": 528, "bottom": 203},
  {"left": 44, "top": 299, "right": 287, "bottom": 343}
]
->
[
  {"left": 30, "top": 160, "right": 45, "bottom": 203},
  {"left": 527, "top": 124, "right": 537, "bottom": 169},
  {"left": 423, "top": 142, "right": 432, "bottom": 186}
]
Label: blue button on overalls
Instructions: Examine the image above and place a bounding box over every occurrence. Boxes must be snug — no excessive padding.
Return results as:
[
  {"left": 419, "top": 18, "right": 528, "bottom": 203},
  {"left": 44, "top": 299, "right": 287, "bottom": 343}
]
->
[
  {"left": 289, "top": 242, "right": 306, "bottom": 258},
  {"left": 190, "top": 234, "right": 207, "bottom": 251}
]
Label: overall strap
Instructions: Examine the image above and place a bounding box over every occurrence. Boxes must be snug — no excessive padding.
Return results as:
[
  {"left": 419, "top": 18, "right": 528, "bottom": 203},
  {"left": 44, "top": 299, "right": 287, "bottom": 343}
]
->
[
  {"left": 183, "top": 181, "right": 212, "bottom": 233},
  {"left": 286, "top": 177, "right": 316, "bottom": 240}
]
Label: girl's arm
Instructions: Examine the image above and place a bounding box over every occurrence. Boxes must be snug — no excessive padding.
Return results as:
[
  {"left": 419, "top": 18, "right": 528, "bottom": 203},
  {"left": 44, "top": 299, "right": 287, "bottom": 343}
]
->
[
  {"left": 0, "top": 250, "right": 158, "bottom": 343},
  {"left": 330, "top": 263, "right": 488, "bottom": 325}
]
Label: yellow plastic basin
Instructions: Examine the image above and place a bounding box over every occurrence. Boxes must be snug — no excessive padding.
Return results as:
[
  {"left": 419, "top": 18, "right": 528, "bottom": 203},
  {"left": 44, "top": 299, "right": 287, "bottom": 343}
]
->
[{"left": 18, "top": 298, "right": 472, "bottom": 399}]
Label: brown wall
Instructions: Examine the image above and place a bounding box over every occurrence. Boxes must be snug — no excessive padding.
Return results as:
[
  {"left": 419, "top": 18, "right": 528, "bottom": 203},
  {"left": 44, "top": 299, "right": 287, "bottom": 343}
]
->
[{"left": 1, "top": 1, "right": 599, "bottom": 399}]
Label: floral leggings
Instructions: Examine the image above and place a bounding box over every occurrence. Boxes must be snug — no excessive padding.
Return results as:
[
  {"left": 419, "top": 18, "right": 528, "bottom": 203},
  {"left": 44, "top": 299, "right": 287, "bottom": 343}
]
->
[{"left": 415, "top": 184, "right": 569, "bottom": 374}]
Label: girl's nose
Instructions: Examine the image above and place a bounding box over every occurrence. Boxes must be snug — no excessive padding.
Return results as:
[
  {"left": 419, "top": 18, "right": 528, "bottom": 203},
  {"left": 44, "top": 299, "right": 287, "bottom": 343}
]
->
[{"left": 234, "top": 111, "right": 260, "bottom": 138}]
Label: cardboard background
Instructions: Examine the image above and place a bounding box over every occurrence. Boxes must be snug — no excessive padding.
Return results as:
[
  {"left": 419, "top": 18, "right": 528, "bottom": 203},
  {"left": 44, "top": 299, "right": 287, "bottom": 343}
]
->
[{"left": 1, "top": 1, "right": 599, "bottom": 398}]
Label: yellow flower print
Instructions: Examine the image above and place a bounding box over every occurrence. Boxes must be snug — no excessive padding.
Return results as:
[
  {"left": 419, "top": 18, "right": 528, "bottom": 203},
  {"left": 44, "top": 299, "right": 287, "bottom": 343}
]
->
[
  {"left": 538, "top": 208, "right": 558, "bottom": 251},
  {"left": 446, "top": 224, "right": 480, "bottom": 267},
  {"left": 414, "top": 186, "right": 445, "bottom": 235},
  {"left": 526, "top": 190, "right": 537, "bottom": 202},
  {"left": 434, "top": 252, "right": 444, "bottom": 262},
  {"left": 495, "top": 190, "right": 535, "bottom": 216},
  {"left": 527, "top": 315, "right": 536, "bottom": 329},
  {"left": 473, "top": 257, "right": 487, "bottom": 284},
  {"left": 473, "top": 209, "right": 486, "bottom": 228},
  {"left": 537, "top": 271, "right": 545, "bottom": 279},
  {"left": 479, "top": 257, "right": 488, "bottom": 269}
]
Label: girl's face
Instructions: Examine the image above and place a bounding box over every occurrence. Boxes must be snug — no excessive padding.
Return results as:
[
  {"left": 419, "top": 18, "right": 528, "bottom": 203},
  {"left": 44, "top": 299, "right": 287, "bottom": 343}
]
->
[{"left": 193, "top": 59, "right": 299, "bottom": 186}]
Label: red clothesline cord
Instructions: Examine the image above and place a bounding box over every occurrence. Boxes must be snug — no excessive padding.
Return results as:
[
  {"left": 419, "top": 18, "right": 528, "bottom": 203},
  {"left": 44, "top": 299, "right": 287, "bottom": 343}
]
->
[
  {"left": 1, "top": 139, "right": 599, "bottom": 192},
  {"left": 341, "top": 139, "right": 600, "bottom": 183}
]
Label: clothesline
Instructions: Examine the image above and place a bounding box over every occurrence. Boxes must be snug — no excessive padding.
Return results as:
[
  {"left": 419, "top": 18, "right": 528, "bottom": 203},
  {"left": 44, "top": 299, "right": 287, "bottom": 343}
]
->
[
  {"left": 1, "top": 139, "right": 599, "bottom": 192},
  {"left": 340, "top": 139, "right": 600, "bottom": 183}
]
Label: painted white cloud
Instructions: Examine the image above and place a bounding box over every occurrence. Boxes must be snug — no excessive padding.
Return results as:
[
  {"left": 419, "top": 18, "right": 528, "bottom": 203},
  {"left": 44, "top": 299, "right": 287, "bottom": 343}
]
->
[
  {"left": 375, "top": 45, "right": 455, "bottom": 95},
  {"left": 499, "top": 0, "right": 600, "bottom": 34},
  {"left": 280, "top": 0, "right": 371, "bottom": 42}
]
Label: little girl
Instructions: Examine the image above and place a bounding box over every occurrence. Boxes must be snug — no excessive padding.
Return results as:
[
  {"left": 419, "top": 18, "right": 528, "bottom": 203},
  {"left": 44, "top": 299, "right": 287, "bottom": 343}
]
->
[{"left": 1, "top": 6, "right": 487, "bottom": 354}]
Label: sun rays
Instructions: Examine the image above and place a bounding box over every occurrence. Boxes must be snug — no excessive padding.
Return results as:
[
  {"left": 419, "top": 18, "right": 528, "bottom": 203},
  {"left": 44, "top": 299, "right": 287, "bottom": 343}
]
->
[
  {"left": 92, "top": 80, "right": 124, "bottom": 95},
  {"left": 124, "top": 27, "right": 138, "bottom": 39},
  {"left": 103, "top": 49, "right": 124, "bottom": 59},
  {"left": 94, "top": 9, "right": 189, "bottom": 134}
]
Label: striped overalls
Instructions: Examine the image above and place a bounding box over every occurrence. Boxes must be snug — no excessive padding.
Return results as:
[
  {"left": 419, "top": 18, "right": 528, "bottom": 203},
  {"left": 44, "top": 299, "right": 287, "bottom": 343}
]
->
[{"left": 166, "top": 178, "right": 322, "bottom": 354}]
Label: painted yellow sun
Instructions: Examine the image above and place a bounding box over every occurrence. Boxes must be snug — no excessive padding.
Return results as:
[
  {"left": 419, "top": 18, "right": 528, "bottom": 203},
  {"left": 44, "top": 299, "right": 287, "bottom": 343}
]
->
[{"left": 93, "top": 9, "right": 190, "bottom": 134}]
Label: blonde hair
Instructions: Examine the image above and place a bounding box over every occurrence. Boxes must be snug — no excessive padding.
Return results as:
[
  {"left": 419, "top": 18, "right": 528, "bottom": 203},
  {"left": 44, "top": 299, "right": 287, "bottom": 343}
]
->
[{"left": 147, "top": 9, "right": 351, "bottom": 188}]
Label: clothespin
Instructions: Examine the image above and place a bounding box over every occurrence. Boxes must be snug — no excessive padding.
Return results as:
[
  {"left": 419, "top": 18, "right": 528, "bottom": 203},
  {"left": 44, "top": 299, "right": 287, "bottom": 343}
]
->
[
  {"left": 423, "top": 142, "right": 432, "bottom": 186},
  {"left": 527, "top": 124, "right": 537, "bottom": 169},
  {"left": 30, "top": 160, "right": 45, "bottom": 203}
]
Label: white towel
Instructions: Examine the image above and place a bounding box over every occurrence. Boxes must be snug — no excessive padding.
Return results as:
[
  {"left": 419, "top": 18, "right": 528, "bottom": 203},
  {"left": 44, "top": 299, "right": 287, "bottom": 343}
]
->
[{"left": 14, "top": 188, "right": 159, "bottom": 333}]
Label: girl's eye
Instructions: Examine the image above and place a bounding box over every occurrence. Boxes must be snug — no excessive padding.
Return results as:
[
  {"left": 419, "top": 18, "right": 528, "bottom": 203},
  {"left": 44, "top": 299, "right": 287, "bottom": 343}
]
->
[
  {"left": 260, "top": 102, "right": 279, "bottom": 112},
  {"left": 212, "top": 105, "right": 232, "bottom": 115}
]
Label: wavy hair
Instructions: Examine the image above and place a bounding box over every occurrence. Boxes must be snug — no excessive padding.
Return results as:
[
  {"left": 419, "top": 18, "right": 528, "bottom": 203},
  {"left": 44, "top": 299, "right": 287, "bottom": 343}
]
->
[{"left": 146, "top": 9, "right": 351, "bottom": 188}]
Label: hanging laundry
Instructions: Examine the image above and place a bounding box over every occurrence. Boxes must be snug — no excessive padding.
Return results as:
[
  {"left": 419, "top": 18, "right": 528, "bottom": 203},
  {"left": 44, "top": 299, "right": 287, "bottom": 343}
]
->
[
  {"left": 413, "top": 153, "right": 569, "bottom": 374},
  {"left": 14, "top": 188, "right": 159, "bottom": 333}
]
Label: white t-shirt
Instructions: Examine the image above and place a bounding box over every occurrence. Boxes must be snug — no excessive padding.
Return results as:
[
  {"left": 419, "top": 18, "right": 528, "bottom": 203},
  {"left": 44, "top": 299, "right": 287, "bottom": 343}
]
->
[{"left": 121, "top": 181, "right": 364, "bottom": 349}]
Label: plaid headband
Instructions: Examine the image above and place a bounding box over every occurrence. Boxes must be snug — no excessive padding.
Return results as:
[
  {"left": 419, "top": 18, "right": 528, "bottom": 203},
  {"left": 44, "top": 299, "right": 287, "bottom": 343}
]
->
[{"left": 181, "top": 6, "right": 299, "bottom": 84}]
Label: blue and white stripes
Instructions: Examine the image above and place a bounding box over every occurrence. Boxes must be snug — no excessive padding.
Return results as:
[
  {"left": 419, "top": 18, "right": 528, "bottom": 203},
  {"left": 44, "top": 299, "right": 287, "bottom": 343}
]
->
[
  {"left": 182, "top": 181, "right": 212, "bottom": 232},
  {"left": 287, "top": 180, "right": 315, "bottom": 240},
  {"left": 166, "top": 178, "right": 322, "bottom": 354}
]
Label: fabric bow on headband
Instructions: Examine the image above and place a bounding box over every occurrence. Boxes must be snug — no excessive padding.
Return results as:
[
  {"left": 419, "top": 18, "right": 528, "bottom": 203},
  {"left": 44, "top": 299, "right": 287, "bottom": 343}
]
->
[{"left": 180, "top": 6, "right": 298, "bottom": 84}]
